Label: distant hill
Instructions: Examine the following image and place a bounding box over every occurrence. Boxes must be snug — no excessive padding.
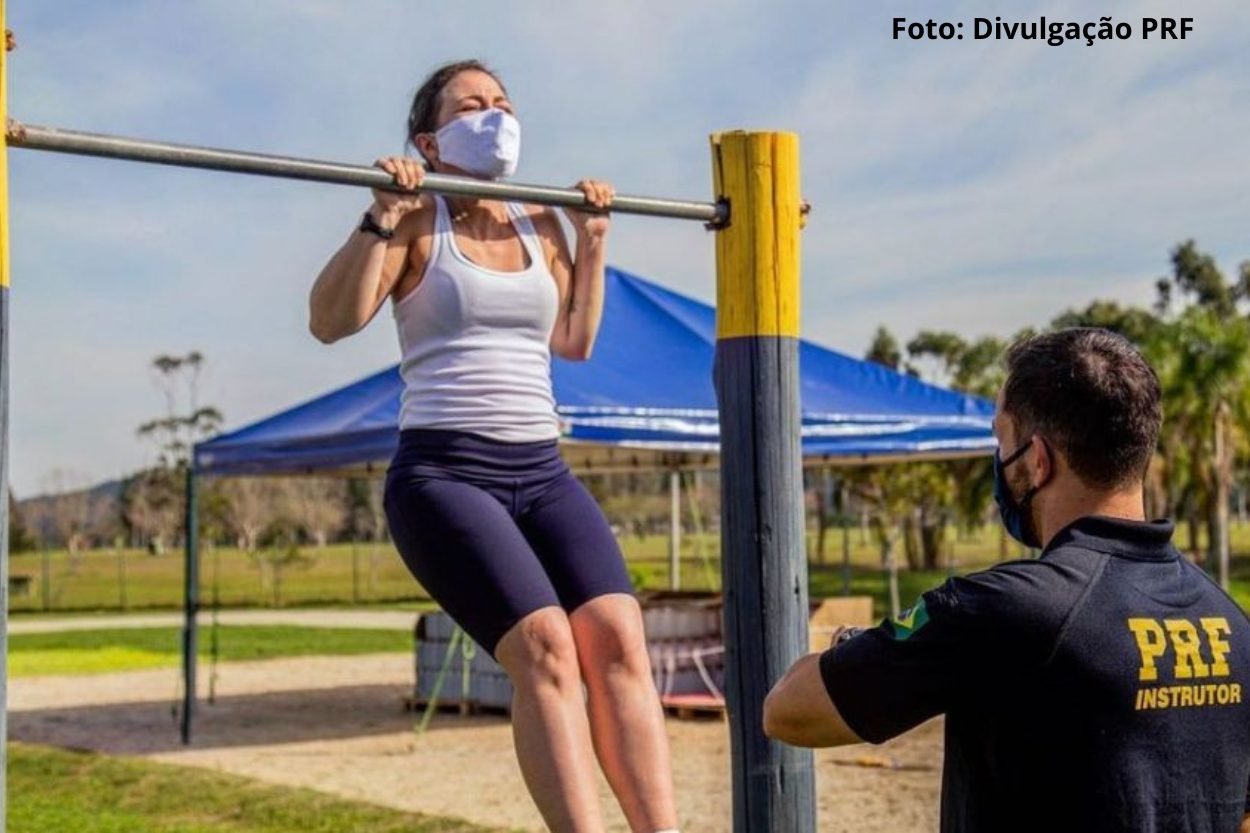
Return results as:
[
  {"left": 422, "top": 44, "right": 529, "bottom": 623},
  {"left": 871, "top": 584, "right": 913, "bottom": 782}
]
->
[{"left": 17, "top": 478, "right": 126, "bottom": 545}]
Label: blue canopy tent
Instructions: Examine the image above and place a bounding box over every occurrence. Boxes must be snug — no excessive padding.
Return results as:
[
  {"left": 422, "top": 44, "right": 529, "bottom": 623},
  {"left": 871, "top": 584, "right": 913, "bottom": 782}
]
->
[
  {"left": 194, "top": 268, "right": 994, "bottom": 476},
  {"left": 177, "top": 268, "right": 995, "bottom": 744}
]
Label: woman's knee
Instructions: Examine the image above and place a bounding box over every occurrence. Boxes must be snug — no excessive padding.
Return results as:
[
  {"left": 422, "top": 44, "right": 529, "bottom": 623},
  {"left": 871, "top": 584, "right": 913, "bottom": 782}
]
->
[
  {"left": 496, "top": 607, "right": 582, "bottom": 693},
  {"left": 572, "top": 595, "right": 652, "bottom": 685}
]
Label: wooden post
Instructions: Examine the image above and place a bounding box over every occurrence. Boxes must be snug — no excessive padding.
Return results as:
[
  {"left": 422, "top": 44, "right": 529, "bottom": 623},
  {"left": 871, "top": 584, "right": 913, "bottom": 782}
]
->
[
  {"left": 1214, "top": 403, "right": 1230, "bottom": 589},
  {"left": 40, "top": 543, "right": 49, "bottom": 611},
  {"left": 887, "top": 524, "right": 902, "bottom": 619},
  {"left": 0, "top": 3, "right": 11, "bottom": 822},
  {"left": 710, "top": 130, "right": 814, "bottom": 833},
  {"left": 351, "top": 541, "right": 361, "bottom": 604},
  {"left": 669, "top": 469, "right": 681, "bottom": 591},
  {"left": 840, "top": 484, "right": 852, "bottom": 597},
  {"left": 817, "top": 468, "right": 834, "bottom": 564},
  {"left": 117, "top": 540, "right": 128, "bottom": 611}
]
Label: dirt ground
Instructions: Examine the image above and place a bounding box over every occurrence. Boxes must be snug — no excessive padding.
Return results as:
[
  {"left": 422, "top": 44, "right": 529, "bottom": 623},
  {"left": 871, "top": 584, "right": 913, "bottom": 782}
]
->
[{"left": 9, "top": 653, "right": 942, "bottom": 832}]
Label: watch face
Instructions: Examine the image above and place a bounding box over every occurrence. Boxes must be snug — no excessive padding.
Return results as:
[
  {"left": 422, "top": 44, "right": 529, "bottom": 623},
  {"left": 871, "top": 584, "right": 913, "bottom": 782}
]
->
[{"left": 836, "top": 626, "right": 865, "bottom": 646}]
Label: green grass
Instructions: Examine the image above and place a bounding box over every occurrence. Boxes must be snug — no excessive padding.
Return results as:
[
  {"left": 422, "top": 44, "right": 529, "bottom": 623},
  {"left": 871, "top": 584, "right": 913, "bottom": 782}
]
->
[
  {"left": 632, "top": 537, "right": 1250, "bottom": 621},
  {"left": 11, "top": 530, "right": 1006, "bottom": 613},
  {"left": 632, "top": 557, "right": 970, "bottom": 619},
  {"left": 9, "top": 742, "right": 510, "bottom": 833},
  {"left": 11, "top": 525, "right": 1250, "bottom": 618},
  {"left": 8, "top": 625, "right": 411, "bottom": 677},
  {"left": 10, "top": 543, "right": 424, "bottom": 613}
]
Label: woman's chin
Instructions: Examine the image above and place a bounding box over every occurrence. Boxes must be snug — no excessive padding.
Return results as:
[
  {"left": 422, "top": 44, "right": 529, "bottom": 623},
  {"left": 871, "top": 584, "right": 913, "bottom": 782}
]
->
[{"left": 438, "top": 163, "right": 488, "bottom": 180}]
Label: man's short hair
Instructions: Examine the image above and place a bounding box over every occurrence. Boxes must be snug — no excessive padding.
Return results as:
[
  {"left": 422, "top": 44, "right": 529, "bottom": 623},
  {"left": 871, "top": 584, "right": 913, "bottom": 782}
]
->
[{"left": 1002, "top": 328, "right": 1162, "bottom": 490}]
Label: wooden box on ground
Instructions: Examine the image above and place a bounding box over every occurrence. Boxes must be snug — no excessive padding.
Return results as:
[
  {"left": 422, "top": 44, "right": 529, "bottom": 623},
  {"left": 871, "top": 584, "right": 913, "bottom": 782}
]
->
[
  {"left": 412, "top": 593, "right": 729, "bottom": 718},
  {"left": 639, "top": 592, "right": 726, "bottom": 716},
  {"left": 412, "top": 594, "right": 875, "bottom": 717},
  {"left": 808, "top": 596, "right": 875, "bottom": 654}
]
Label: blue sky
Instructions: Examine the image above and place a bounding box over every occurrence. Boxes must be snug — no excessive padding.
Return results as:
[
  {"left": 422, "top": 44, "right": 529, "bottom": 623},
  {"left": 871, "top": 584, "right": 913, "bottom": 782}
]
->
[{"left": 5, "top": 0, "right": 1248, "bottom": 494}]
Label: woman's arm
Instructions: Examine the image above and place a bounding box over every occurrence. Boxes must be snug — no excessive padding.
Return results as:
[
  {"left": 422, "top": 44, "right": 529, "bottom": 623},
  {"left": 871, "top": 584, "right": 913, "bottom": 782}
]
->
[
  {"left": 538, "top": 179, "right": 614, "bottom": 361},
  {"left": 308, "top": 157, "right": 426, "bottom": 344}
]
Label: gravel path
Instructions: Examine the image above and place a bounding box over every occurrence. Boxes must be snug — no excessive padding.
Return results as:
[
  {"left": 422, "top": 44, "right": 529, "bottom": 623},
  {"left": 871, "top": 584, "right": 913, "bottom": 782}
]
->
[{"left": 9, "top": 652, "right": 941, "bottom": 831}]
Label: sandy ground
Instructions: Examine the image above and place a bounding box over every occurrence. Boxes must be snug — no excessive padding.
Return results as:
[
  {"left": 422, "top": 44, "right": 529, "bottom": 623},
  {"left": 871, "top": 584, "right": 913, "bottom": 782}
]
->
[{"left": 10, "top": 653, "right": 941, "bottom": 832}]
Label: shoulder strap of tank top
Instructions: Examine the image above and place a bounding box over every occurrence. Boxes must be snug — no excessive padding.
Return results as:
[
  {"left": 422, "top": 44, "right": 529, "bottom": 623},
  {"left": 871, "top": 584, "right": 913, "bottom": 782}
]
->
[
  {"left": 431, "top": 194, "right": 453, "bottom": 236},
  {"left": 425, "top": 194, "right": 451, "bottom": 264},
  {"left": 506, "top": 203, "right": 548, "bottom": 271}
]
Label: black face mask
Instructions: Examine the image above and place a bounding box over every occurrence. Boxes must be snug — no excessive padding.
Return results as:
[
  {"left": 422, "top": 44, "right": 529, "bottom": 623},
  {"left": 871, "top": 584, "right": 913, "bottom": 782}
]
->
[{"left": 993, "top": 438, "right": 1042, "bottom": 549}]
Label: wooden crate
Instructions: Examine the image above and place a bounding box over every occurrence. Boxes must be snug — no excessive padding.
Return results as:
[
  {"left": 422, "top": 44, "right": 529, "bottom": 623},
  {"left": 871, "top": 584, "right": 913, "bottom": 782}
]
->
[
  {"left": 660, "top": 693, "right": 725, "bottom": 721},
  {"left": 809, "top": 596, "right": 875, "bottom": 653}
]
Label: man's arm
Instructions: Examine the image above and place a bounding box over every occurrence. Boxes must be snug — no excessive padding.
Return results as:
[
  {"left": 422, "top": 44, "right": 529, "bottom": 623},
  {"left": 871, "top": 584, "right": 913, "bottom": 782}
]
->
[
  {"left": 763, "top": 653, "right": 864, "bottom": 747},
  {"left": 768, "top": 563, "right": 1071, "bottom": 751}
]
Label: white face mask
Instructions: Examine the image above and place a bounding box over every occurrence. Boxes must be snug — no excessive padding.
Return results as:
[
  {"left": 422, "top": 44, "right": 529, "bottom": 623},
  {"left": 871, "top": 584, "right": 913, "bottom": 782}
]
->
[{"left": 432, "top": 108, "right": 521, "bottom": 180}]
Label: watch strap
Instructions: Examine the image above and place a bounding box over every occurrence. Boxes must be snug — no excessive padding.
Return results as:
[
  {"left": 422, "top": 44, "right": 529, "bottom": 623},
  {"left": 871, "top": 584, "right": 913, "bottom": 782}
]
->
[{"left": 359, "top": 210, "right": 396, "bottom": 240}]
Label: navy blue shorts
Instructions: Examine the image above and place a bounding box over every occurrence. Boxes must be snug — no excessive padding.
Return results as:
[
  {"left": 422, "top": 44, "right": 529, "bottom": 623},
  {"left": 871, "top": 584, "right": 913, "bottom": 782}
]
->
[{"left": 383, "top": 429, "right": 635, "bottom": 656}]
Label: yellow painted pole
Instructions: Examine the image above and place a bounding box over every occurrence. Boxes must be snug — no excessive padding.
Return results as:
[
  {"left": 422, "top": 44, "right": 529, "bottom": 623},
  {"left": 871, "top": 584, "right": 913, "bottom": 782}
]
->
[
  {"left": 710, "top": 130, "right": 814, "bottom": 832},
  {"left": 712, "top": 132, "right": 801, "bottom": 341},
  {"left": 0, "top": 10, "right": 9, "bottom": 287},
  {"left": 0, "top": 0, "right": 12, "bottom": 825}
]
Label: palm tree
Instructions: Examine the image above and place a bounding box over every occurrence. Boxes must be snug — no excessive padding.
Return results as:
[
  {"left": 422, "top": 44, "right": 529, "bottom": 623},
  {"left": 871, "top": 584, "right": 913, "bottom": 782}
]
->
[{"left": 1148, "top": 307, "right": 1250, "bottom": 588}]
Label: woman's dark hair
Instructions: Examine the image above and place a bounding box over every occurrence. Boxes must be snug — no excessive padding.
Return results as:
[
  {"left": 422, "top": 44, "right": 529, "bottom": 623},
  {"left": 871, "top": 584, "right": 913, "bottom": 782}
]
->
[
  {"left": 1002, "top": 328, "right": 1162, "bottom": 490},
  {"left": 406, "top": 59, "right": 507, "bottom": 157}
]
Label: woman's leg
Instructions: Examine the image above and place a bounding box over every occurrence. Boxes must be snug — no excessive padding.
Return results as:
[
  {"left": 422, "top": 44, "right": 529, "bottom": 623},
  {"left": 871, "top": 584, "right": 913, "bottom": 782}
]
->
[
  {"left": 570, "top": 594, "right": 678, "bottom": 833},
  {"left": 384, "top": 474, "right": 604, "bottom": 832},
  {"left": 496, "top": 608, "right": 605, "bottom": 833},
  {"left": 517, "top": 474, "right": 678, "bottom": 832}
]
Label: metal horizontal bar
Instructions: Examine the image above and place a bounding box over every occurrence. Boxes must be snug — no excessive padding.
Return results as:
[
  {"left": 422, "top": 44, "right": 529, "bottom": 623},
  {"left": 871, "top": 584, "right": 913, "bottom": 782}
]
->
[{"left": 5, "top": 121, "right": 727, "bottom": 226}]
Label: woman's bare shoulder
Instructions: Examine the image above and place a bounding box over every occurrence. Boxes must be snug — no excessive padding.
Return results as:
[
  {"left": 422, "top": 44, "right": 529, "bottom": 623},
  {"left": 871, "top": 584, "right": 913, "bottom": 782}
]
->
[
  {"left": 393, "top": 196, "right": 438, "bottom": 239},
  {"left": 520, "top": 203, "right": 563, "bottom": 236}
]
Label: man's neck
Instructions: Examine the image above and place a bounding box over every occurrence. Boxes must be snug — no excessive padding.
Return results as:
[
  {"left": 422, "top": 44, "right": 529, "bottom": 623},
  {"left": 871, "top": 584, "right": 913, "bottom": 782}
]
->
[{"left": 1039, "top": 485, "right": 1146, "bottom": 548}]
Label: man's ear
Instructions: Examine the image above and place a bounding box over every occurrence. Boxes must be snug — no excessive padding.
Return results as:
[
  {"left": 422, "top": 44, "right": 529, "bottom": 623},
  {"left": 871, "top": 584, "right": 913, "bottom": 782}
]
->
[{"left": 1031, "top": 436, "right": 1055, "bottom": 487}]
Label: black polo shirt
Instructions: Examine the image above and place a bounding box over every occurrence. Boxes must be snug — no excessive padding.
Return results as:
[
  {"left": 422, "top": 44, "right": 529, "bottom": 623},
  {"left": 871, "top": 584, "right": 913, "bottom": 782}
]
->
[{"left": 820, "top": 516, "right": 1250, "bottom": 833}]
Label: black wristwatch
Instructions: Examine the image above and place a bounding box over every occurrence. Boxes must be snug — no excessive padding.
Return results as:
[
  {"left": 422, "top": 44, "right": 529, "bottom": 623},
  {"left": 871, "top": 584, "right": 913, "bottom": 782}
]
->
[
  {"left": 833, "top": 626, "right": 866, "bottom": 648},
  {"left": 358, "top": 210, "right": 396, "bottom": 240}
]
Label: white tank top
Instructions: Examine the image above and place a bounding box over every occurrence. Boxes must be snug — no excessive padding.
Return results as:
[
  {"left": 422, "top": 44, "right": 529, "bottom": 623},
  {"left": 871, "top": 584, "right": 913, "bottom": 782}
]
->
[{"left": 392, "top": 195, "right": 561, "bottom": 442}]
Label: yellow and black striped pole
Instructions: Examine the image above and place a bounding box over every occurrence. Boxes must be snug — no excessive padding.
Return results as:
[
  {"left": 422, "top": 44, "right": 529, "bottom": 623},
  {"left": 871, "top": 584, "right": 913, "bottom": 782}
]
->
[
  {"left": 0, "top": 0, "right": 13, "bottom": 824},
  {"left": 710, "top": 131, "right": 814, "bottom": 832}
]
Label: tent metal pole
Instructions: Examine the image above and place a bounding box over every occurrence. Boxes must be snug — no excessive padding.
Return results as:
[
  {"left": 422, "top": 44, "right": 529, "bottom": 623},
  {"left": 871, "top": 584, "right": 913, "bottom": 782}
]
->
[{"left": 180, "top": 465, "right": 199, "bottom": 745}]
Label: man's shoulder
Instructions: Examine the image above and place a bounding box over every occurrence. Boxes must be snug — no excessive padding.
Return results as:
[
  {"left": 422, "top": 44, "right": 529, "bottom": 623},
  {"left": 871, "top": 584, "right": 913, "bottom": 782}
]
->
[{"left": 933, "top": 554, "right": 1104, "bottom": 633}]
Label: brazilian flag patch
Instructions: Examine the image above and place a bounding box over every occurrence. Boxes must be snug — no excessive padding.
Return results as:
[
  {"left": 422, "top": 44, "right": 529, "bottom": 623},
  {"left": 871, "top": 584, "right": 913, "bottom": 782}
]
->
[{"left": 889, "top": 598, "right": 930, "bottom": 640}]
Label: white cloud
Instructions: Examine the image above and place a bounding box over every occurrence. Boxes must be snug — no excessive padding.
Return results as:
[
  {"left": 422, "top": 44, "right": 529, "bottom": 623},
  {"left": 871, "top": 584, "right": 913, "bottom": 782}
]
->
[{"left": 4, "top": 0, "right": 1248, "bottom": 490}]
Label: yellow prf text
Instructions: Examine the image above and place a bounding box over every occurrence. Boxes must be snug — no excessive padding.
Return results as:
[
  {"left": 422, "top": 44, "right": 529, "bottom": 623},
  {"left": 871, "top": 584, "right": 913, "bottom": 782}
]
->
[{"left": 1128, "top": 617, "right": 1238, "bottom": 712}]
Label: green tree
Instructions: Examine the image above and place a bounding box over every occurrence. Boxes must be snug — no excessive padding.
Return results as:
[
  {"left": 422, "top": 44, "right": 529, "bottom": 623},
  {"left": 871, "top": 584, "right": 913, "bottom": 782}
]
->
[
  {"left": 1046, "top": 242, "right": 1250, "bottom": 587},
  {"left": 1147, "top": 307, "right": 1250, "bottom": 587},
  {"left": 1156, "top": 240, "right": 1245, "bottom": 319},
  {"left": 904, "top": 330, "right": 1024, "bottom": 557},
  {"left": 1155, "top": 242, "right": 1250, "bottom": 588},
  {"left": 131, "top": 352, "right": 224, "bottom": 553},
  {"left": 7, "top": 493, "right": 37, "bottom": 553},
  {"left": 252, "top": 518, "right": 317, "bottom": 607},
  {"left": 1050, "top": 300, "right": 1162, "bottom": 346},
  {"left": 866, "top": 326, "right": 902, "bottom": 370},
  {"left": 853, "top": 328, "right": 1002, "bottom": 572}
]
